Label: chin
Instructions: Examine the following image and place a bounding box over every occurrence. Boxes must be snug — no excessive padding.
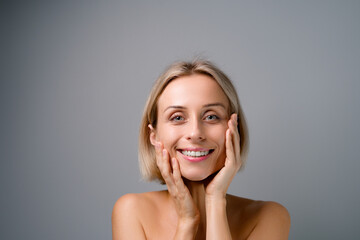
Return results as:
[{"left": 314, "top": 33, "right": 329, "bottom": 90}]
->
[
  {"left": 179, "top": 158, "right": 226, "bottom": 182},
  {"left": 180, "top": 169, "right": 213, "bottom": 182},
  {"left": 183, "top": 175, "right": 208, "bottom": 182}
]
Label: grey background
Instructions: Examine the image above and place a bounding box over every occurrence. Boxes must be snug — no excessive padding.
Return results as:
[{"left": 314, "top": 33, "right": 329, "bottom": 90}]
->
[{"left": 2, "top": 0, "right": 360, "bottom": 239}]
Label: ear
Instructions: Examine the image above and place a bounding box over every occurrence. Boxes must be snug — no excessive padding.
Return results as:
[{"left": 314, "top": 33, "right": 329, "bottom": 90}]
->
[{"left": 148, "top": 124, "right": 157, "bottom": 146}]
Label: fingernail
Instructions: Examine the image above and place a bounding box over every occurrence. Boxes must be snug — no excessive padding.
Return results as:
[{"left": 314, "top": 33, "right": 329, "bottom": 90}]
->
[{"left": 162, "top": 149, "right": 167, "bottom": 157}]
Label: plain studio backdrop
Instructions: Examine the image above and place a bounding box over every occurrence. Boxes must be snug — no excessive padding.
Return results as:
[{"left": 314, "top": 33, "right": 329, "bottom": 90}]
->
[{"left": 2, "top": 1, "right": 360, "bottom": 239}]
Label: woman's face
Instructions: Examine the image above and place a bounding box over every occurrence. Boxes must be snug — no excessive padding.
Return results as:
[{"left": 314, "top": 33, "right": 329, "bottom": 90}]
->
[{"left": 152, "top": 74, "right": 230, "bottom": 181}]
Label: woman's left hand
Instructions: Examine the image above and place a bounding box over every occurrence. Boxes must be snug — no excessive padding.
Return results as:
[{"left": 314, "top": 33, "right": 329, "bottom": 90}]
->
[{"left": 205, "top": 113, "right": 242, "bottom": 200}]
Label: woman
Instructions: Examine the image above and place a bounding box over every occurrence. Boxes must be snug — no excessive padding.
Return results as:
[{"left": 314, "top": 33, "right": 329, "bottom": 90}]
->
[{"left": 112, "top": 60, "right": 290, "bottom": 239}]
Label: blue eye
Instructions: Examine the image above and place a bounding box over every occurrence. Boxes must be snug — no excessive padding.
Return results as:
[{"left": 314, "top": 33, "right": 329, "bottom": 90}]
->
[
  {"left": 205, "top": 115, "right": 219, "bottom": 121},
  {"left": 171, "top": 115, "right": 185, "bottom": 122}
]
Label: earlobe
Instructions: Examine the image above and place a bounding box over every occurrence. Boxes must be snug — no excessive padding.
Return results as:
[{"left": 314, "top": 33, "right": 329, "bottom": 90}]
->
[{"left": 148, "top": 124, "right": 157, "bottom": 146}]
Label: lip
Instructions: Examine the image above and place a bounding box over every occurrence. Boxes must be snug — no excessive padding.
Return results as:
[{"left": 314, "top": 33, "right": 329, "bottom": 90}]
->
[
  {"left": 181, "top": 147, "right": 211, "bottom": 151},
  {"left": 177, "top": 148, "right": 214, "bottom": 162}
]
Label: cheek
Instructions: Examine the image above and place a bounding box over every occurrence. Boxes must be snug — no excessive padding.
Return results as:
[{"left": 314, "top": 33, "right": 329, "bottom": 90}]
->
[
  {"left": 207, "top": 125, "right": 227, "bottom": 146},
  {"left": 209, "top": 126, "right": 228, "bottom": 164},
  {"left": 216, "top": 129, "right": 228, "bottom": 166},
  {"left": 157, "top": 126, "right": 182, "bottom": 151}
]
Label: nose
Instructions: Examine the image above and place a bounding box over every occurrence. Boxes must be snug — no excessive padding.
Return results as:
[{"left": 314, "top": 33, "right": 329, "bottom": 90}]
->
[{"left": 185, "top": 119, "right": 205, "bottom": 142}]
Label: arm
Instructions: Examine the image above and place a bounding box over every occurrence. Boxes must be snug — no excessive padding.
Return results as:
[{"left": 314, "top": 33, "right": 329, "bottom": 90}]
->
[
  {"left": 205, "top": 114, "right": 242, "bottom": 240},
  {"left": 206, "top": 196, "right": 232, "bottom": 240},
  {"left": 112, "top": 194, "right": 146, "bottom": 240}
]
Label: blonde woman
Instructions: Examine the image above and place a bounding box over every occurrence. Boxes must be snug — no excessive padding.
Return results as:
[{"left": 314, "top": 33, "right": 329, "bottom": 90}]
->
[{"left": 112, "top": 60, "right": 290, "bottom": 239}]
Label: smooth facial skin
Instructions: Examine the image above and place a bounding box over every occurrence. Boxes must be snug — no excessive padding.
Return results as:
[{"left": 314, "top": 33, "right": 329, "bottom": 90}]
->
[{"left": 150, "top": 74, "right": 230, "bottom": 181}]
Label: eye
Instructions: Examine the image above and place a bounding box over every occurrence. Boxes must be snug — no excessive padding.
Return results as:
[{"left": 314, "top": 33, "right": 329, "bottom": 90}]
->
[
  {"left": 204, "top": 114, "right": 219, "bottom": 121},
  {"left": 170, "top": 115, "right": 185, "bottom": 122}
]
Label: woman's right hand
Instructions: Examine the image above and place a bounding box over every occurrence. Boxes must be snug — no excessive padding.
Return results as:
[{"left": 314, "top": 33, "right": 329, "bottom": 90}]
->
[{"left": 155, "top": 142, "right": 200, "bottom": 230}]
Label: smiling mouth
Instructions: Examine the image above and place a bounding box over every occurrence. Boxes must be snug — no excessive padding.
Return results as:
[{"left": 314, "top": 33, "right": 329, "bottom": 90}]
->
[{"left": 178, "top": 149, "right": 214, "bottom": 157}]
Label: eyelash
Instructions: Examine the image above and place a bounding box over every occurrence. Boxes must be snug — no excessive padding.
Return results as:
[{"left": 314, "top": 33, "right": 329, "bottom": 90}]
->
[
  {"left": 169, "top": 114, "right": 220, "bottom": 123},
  {"left": 204, "top": 114, "right": 220, "bottom": 121},
  {"left": 170, "top": 114, "right": 185, "bottom": 122}
]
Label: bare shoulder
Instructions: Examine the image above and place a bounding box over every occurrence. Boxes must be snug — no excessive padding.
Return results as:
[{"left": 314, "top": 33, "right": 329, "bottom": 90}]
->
[
  {"left": 113, "top": 190, "right": 166, "bottom": 209},
  {"left": 112, "top": 191, "right": 167, "bottom": 240},
  {"left": 246, "top": 200, "right": 291, "bottom": 240},
  {"left": 112, "top": 193, "right": 145, "bottom": 239},
  {"left": 114, "top": 191, "right": 152, "bottom": 208},
  {"left": 226, "top": 195, "right": 290, "bottom": 240},
  {"left": 256, "top": 201, "right": 291, "bottom": 222},
  {"left": 112, "top": 191, "right": 167, "bottom": 218}
]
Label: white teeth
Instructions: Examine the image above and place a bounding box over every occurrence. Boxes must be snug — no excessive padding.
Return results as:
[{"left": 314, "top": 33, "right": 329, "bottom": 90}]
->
[{"left": 181, "top": 150, "right": 210, "bottom": 157}]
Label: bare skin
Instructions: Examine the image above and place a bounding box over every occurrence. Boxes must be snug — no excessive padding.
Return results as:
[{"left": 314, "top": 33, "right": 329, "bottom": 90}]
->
[
  {"left": 112, "top": 75, "right": 290, "bottom": 239},
  {"left": 113, "top": 191, "right": 290, "bottom": 240}
]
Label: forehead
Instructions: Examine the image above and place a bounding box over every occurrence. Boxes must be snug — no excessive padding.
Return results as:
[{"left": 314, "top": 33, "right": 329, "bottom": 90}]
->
[{"left": 157, "top": 74, "right": 229, "bottom": 111}]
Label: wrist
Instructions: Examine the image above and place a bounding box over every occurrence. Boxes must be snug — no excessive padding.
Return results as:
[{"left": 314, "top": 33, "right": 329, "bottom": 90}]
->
[
  {"left": 178, "top": 216, "right": 200, "bottom": 228},
  {"left": 205, "top": 192, "right": 227, "bottom": 202},
  {"left": 175, "top": 218, "right": 199, "bottom": 239},
  {"left": 205, "top": 194, "right": 227, "bottom": 208}
]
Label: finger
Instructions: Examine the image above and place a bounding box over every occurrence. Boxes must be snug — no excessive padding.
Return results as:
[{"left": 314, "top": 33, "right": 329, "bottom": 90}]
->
[
  {"left": 225, "top": 128, "right": 235, "bottom": 166},
  {"left": 160, "top": 149, "right": 174, "bottom": 183},
  {"left": 154, "top": 142, "right": 168, "bottom": 174},
  {"left": 232, "top": 114, "right": 241, "bottom": 156},
  {"left": 155, "top": 142, "right": 163, "bottom": 167},
  {"left": 229, "top": 114, "right": 241, "bottom": 164},
  {"left": 228, "top": 115, "right": 237, "bottom": 149},
  {"left": 172, "top": 157, "right": 184, "bottom": 187},
  {"left": 160, "top": 152, "right": 178, "bottom": 196},
  {"left": 162, "top": 149, "right": 170, "bottom": 171},
  {"left": 172, "top": 157, "right": 180, "bottom": 179},
  {"left": 233, "top": 114, "right": 242, "bottom": 167},
  {"left": 171, "top": 158, "right": 194, "bottom": 205},
  {"left": 155, "top": 145, "right": 174, "bottom": 186}
]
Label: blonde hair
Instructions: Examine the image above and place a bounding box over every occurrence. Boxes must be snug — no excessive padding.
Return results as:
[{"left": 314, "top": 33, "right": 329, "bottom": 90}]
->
[{"left": 139, "top": 60, "right": 249, "bottom": 183}]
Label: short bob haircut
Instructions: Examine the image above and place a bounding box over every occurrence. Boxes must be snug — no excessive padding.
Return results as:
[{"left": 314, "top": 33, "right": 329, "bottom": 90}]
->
[{"left": 139, "top": 59, "right": 249, "bottom": 183}]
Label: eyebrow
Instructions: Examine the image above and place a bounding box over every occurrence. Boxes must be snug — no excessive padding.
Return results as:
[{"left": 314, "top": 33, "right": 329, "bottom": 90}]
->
[
  {"left": 203, "top": 103, "right": 227, "bottom": 109},
  {"left": 163, "top": 102, "right": 226, "bottom": 112}
]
